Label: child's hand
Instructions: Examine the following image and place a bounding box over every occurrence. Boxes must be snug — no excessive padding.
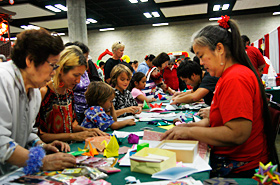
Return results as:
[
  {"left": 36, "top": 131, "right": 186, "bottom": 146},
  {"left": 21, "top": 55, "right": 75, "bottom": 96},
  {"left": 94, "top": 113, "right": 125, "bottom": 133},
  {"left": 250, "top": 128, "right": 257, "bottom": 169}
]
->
[
  {"left": 150, "top": 98, "right": 157, "bottom": 102},
  {"left": 125, "top": 119, "right": 136, "bottom": 126},
  {"left": 127, "top": 106, "right": 140, "bottom": 114},
  {"left": 73, "top": 131, "right": 98, "bottom": 141}
]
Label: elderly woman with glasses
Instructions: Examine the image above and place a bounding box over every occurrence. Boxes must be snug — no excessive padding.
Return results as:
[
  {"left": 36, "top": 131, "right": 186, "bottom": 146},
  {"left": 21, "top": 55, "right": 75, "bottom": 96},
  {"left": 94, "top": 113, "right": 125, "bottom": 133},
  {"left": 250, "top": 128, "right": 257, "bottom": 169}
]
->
[
  {"left": 0, "top": 29, "right": 76, "bottom": 175},
  {"left": 36, "top": 45, "right": 108, "bottom": 144}
]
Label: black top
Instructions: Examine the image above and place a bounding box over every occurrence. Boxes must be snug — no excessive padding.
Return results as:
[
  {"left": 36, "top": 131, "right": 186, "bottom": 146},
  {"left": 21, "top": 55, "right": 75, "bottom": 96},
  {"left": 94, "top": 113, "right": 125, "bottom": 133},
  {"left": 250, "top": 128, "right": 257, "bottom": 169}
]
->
[
  {"left": 193, "top": 71, "right": 219, "bottom": 105},
  {"left": 87, "top": 59, "right": 102, "bottom": 82},
  {"left": 104, "top": 58, "right": 134, "bottom": 80}
]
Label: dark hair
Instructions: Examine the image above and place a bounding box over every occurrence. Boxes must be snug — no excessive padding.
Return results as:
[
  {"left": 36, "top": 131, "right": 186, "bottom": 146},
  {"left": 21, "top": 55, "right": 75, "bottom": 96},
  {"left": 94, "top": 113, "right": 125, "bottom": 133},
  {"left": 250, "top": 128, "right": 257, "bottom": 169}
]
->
[
  {"left": 11, "top": 29, "right": 64, "bottom": 69},
  {"left": 65, "top": 41, "right": 90, "bottom": 54},
  {"left": 130, "top": 72, "right": 145, "bottom": 90},
  {"left": 133, "top": 60, "right": 138, "bottom": 64},
  {"left": 258, "top": 48, "right": 264, "bottom": 56},
  {"left": 177, "top": 60, "right": 202, "bottom": 79},
  {"left": 145, "top": 54, "right": 155, "bottom": 61},
  {"left": 152, "top": 52, "right": 170, "bottom": 67},
  {"left": 193, "top": 19, "right": 278, "bottom": 165},
  {"left": 241, "top": 35, "right": 250, "bottom": 47},
  {"left": 99, "top": 61, "right": 105, "bottom": 67},
  {"left": 85, "top": 81, "right": 115, "bottom": 106}
]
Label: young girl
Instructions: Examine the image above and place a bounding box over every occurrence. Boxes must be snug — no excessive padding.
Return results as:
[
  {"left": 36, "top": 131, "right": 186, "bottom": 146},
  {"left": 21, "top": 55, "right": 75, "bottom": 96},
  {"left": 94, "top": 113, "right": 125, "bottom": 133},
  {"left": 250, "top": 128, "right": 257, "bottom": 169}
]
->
[
  {"left": 110, "top": 64, "right": 142, "bottom": 117},
  {"left": 130, "top": 72, "right": 157, "bottom": 104},
  {"left": 81, "top": 81, "right": 135, "bottom": 131}
]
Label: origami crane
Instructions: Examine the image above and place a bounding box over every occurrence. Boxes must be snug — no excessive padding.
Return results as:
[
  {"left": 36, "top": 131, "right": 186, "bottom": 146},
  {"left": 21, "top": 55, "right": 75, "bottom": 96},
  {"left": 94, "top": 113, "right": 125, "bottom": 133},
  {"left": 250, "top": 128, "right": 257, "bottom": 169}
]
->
[
  {"left": 150, "top": 103, "right": 162, "bottom": 109},
  {"left": 82, "top": 142, "right": 99, "bottom": 157}
]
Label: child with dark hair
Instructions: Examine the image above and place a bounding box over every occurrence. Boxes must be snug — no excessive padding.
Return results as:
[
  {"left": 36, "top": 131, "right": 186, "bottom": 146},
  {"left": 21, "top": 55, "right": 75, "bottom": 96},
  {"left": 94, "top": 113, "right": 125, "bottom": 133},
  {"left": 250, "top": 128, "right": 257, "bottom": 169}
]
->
[
  {"left": 146, "top": 52, "right": 176, "bottom": 95},
  {"left": 130, "top": 72, "right": 157, "bottom": 103},
  {"left": 163, "top": 59, "right": 179, "bottom": 91},
  {"left": 81, "top": 81, "right": 135, "bottom": 131}
]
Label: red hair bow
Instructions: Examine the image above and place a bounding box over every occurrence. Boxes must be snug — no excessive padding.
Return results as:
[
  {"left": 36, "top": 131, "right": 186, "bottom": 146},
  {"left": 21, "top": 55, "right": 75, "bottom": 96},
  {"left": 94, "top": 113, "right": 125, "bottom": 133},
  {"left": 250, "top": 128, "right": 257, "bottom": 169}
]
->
[{"left": 218, "top": 15, "right": 230, "bottom": 29}]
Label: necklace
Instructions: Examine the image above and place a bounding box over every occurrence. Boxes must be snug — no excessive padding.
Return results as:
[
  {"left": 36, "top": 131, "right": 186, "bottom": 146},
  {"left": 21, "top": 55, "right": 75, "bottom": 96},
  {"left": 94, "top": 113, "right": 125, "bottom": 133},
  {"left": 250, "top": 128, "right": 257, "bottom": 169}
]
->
[{"left": 51, "top": 79, "right": 72, "bottom": 133}]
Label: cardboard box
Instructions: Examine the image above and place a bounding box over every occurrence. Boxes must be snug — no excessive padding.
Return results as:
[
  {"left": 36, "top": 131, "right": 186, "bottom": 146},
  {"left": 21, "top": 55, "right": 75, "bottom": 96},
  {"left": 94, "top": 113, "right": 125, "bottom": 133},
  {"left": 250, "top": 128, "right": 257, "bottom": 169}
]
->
[
  {"left": 130, "top": 148, "right": 176, "bottom": 175},
  {"left": 156, "top": 140, "right": 198, "bottom": 163}
]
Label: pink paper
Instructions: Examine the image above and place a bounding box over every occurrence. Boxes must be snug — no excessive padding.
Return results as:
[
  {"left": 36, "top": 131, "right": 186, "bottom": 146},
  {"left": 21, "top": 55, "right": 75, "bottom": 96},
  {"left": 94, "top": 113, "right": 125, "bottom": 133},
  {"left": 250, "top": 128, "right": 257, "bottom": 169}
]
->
[{"left": 142, "top": 130, "right": 164, "bottom": 141}]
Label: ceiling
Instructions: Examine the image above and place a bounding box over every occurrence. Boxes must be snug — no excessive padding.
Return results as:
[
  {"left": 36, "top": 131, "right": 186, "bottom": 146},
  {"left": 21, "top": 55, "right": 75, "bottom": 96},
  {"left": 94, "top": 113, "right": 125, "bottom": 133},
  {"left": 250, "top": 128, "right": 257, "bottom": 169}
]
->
[{"left": 0, "top": 0, "right": 279, "bottom": 37}]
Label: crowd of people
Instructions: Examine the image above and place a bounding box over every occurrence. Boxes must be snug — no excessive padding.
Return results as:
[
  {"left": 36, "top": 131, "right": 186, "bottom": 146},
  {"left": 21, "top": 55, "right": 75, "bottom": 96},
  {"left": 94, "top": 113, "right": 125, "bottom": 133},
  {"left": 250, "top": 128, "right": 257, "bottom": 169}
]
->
[{"left": 0, "top": 16, "right": 278, "bottom": 179}]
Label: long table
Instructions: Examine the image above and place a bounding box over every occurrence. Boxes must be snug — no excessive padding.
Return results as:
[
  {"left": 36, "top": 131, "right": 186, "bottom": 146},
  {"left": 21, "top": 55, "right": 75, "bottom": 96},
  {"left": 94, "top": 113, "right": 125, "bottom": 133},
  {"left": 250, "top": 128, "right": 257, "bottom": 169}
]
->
[{"left": 70, "top": 110, "right": 257, "bottom": 185}]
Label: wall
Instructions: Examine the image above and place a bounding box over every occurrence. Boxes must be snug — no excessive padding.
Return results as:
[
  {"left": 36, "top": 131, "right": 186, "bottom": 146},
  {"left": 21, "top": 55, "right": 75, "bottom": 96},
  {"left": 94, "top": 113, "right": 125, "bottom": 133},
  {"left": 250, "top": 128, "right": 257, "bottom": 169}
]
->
[{"left": 61, "top": 12, "right": 280, "bottom": 63}]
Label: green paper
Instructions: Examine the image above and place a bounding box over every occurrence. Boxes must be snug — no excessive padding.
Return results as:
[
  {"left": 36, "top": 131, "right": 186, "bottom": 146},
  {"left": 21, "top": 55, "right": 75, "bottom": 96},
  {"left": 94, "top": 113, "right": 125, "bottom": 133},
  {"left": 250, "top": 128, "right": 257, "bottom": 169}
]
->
[
  {"left": 143, "top": 100, "right": 149, "bottom": 109},
  {"left": 68, "top": 150, "right": 86, "bottom": 156},
  {"left": 137, "top": 143, "right": 149, "bottom": 152}
]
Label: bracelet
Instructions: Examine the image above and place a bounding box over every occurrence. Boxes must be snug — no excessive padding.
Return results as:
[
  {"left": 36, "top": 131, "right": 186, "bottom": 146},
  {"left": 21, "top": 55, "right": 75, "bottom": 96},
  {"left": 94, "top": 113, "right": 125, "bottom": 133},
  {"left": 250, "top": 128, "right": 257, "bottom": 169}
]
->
[{"left": 23, "top": 146, "right": 46, "bottom": 175}]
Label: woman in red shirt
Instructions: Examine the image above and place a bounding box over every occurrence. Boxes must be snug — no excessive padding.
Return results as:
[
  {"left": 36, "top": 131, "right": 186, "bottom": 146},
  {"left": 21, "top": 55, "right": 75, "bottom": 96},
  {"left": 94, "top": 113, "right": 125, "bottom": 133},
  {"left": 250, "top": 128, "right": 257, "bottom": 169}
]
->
[{"left": 162, "top": 16, "right": 278, "bottom": 178}]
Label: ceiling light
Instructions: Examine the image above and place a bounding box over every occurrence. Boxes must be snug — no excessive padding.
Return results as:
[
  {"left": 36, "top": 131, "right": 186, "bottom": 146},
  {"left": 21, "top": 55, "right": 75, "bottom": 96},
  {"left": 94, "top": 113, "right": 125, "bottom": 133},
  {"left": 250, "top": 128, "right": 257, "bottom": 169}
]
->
[
  {"left": 54, "top": 4, "right": 67, "bottom": 11},
  {"left": 152, "top": 23, "right": 169, "bottom": 26},
  {"left": 45, "top": 5, "right": 61, "bottom": 12},
  {"left": 209, "top": 17, "right": 221, "bottom": 21},
  {"left": 20, "top": 25, "right": 40, "bottom": 30},
  {"left": 87, "top": 18, "right": 97, "bottom": 23},
  {"left": 213, "top": 5, "right": 220, "bottom": 11},
  {"left": 152, "top": 12, "right": 160, "bottom": 17},
  {"left": 10, "top": 37, "right": 17, "bottom": 40},
  {"left": 222, "top": 4, "right": 230, "bottom": 10},
  {"left": 99, "top": 28, "right": 115, "bottom": 32},
  {"left": 143, "top": 12, "right": 152, "bottom": 18},
  {"left": 86, "top": 21, "right": 90, "bottom": 24},
  {"left": 129, "top": 0, "right": 138, "bottom": 3},
  {"left": 140, "top": 0, "right": 148, "bottom": 2},
  {"left": 57, "top": 33, "right": 65, "bottom": 36},
  {"left": 273, "top": 12, "right": 280, "bottom": 15}
]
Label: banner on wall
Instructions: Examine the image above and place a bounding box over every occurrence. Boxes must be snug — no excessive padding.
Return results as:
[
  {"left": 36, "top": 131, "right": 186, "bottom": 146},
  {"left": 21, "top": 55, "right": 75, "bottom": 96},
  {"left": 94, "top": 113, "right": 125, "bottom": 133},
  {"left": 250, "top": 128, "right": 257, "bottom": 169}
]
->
[{"left": 252, "top": 26, "right": 280, "bottom": 74}]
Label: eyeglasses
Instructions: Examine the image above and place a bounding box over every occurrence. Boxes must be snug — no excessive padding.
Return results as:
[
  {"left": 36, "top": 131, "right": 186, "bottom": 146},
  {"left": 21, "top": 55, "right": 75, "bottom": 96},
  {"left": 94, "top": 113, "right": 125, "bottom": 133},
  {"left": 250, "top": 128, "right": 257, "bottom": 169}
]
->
[{"left": 46, "top": 60, "right": 60, "bottom": 70}]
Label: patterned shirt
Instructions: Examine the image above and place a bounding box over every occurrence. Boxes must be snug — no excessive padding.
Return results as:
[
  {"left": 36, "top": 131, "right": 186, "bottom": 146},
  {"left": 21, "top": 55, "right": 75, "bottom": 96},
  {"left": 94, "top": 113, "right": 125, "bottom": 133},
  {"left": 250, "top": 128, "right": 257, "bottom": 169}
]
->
[
  {"left": 36, "top": 86, "right": 77, "bottom": 134},
  {"left": 73, "top": 71, "right": 90, "bottom": 113},
  {"left": 81, "top": 106, "right": 114, "bottom": 131},
  {"left": 113, "top": 88, "right": 138, "bottom": 117}
]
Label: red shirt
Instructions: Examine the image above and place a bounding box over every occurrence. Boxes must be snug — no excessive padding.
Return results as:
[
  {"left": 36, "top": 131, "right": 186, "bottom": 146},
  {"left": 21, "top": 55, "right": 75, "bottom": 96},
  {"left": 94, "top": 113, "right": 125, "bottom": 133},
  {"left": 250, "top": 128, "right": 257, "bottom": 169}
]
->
[
  {"left": 210, "top": 64, "right": 268, "bottom": 172},
  {"left": 245, "top": 46, "right": 266, "bottom": 72},
  {"left": 163, "top": 65, "right": 179, "bottom": 90}
]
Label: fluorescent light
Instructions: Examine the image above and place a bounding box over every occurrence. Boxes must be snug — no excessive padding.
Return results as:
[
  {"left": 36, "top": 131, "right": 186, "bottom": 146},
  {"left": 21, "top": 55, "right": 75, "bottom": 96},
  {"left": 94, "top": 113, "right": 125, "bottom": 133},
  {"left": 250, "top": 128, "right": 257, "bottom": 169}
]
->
[
  {"left": 273, "top": 12, "right": 280, "bottom": 15},
  {"left": 45, "top": 5, "right": 61, "bottom": 12},
  {"left": 21, "top": 25, "right": 40, "bottom": 30},
  {"left": 209, "top": 17, "right": 221, "bottom": 21},
  {"left": 152, "top": 11, "right": 160, "bottom": 17},
  {"left": 87, "top": 18, "right": 97, "bottom": 23},
  {"left": 99, "top": 28, "right": 115, "bottom": 32},
  {"left": 54, "top": 4, "right": 67, "bottom": 11},
  {"left": 222, "top": 4, "right": 230, "bottom": 10},
  {"left": 129, "top": 0, "right": 138, "bottom": 3},
  {"left": 143, "top": 12, "right": 152, "bottom": 18},
  {"left": 86, "top": 21, "right": 90, "bottom": 24},
  {"left": 213, "top": 5, "right": 220, "bottom": 11},
  {"left": 57, "top": 33, "right": 65, "bottom": 36},
  {"left": 10, "top": 37, "right": 17, "bottom": 40},
  {"left": 140, "top": 0, "right": 148, "bottom": 2},
  {"left": 152, "top": 23, "right": 169, "bottom": 26}
]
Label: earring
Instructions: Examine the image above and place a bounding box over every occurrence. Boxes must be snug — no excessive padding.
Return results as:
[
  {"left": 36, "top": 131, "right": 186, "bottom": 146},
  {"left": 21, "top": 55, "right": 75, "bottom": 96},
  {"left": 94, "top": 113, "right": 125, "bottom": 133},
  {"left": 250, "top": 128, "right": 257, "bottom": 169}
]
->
[
  {"left": 59, "top": 81, "right": 65, "bottom": 87},
  {"left": 220, "top": 63, "right": 224, "bottom": 66}
]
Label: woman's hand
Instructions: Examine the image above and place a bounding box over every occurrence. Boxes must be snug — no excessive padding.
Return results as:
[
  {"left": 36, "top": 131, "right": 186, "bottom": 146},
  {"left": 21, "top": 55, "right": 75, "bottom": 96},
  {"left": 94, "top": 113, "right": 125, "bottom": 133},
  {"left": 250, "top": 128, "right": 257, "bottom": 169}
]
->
[
  {"left": 44, "top": 140, "right": 70, "bottom": 153},
  {"left": 72, "top": 131, "right": 99, "bottom": 141},
  {"left": 87, "top": 128, "right": 109, "bottom": 136},
  {"left": 170, "top": 97, "right": 181, "bottom": 106},
  {"left": 42, "top": 153, "right": 76, "bottom": 171},
  {"left": 161, "top": 127, "right": 190, "bottom": 140},
  {"left": 198, "top": 107, "right": 210, "bottom": 119},
  {"left": 126, "top": 106, "right": 141, "bottom": 114}
]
